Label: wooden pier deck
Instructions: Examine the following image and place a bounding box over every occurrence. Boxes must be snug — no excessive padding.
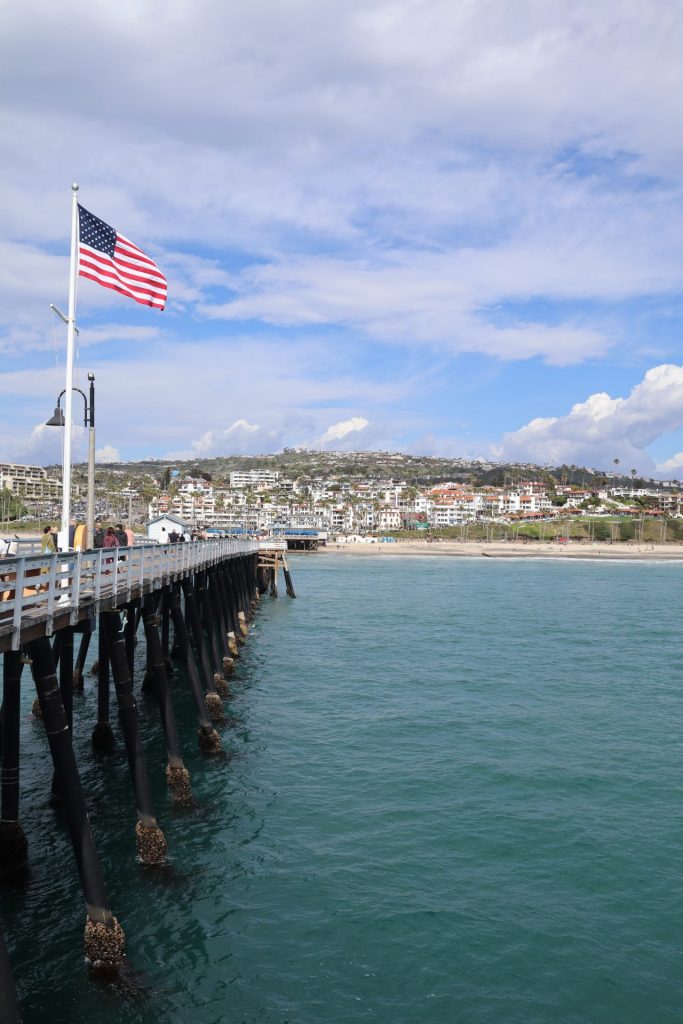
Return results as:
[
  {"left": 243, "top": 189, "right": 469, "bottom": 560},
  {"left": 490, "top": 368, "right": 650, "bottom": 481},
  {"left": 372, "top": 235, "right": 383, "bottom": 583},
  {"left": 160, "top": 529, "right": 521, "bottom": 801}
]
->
[{"left": 0, "top": 538, "right": 257, "bottom": 653}]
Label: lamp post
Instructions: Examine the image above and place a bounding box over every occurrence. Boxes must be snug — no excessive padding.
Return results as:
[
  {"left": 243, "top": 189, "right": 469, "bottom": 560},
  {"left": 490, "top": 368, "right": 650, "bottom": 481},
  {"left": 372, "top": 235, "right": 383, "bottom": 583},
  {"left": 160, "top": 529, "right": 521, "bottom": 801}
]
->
[{"left": 46, "top": 372, "right": 95, "bottom": 548}]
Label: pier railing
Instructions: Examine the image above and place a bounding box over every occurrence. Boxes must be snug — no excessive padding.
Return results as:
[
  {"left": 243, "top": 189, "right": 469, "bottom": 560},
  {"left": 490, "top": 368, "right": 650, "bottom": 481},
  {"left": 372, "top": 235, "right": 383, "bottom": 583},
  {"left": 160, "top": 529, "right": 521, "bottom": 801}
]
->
[{"left": 0, "top": 538, "right": 258, "bottom": 651}]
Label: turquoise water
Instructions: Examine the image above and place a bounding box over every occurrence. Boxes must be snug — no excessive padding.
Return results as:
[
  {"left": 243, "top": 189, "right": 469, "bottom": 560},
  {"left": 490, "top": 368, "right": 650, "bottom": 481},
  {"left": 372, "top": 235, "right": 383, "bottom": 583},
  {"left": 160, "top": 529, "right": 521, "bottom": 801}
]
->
[{"left": 4, "top": 555, "right": 683, "bottom": 1023}]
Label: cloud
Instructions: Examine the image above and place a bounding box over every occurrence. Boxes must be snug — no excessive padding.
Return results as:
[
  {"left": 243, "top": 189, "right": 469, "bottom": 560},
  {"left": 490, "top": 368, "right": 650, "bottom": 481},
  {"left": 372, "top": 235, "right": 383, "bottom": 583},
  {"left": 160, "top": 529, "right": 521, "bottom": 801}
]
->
[
  {"left": 498, "top": 364, "right": 683, "bottom": 473},
  {"left": 171, "top": 418, "right": 285, "bottom": 459},
  {"left": 317, "top": 416, "right": 369, "bottom": 445},
  {"left": 0, "top": 422, "right": 73, "bottom": 467},
  {"left": 4, "top": 2, "right": 683, "bottom": 462},
  {"left": 95, "top": 445, "right": 121, "bottom": 462},
  {"left": 199, "top": 253, "right": 621, "bottom": 364},
  {"left": 657, "top": 452, "right": 683, "bottom": 473}
]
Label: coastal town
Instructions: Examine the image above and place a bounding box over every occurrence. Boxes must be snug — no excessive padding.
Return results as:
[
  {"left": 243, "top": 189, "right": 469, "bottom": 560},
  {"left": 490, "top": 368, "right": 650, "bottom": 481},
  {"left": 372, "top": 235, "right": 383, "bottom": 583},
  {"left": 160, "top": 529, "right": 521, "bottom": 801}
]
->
[{"left": 3, "top": 451, "right": 683, "bottom": 545}]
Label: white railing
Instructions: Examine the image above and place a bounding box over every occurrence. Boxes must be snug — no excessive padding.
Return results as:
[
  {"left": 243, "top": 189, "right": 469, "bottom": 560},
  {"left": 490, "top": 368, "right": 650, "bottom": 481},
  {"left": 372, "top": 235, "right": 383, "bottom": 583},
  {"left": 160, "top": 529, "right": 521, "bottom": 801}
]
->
[{"left": 0, "top": 539, "right": 257, "bottom": 651}]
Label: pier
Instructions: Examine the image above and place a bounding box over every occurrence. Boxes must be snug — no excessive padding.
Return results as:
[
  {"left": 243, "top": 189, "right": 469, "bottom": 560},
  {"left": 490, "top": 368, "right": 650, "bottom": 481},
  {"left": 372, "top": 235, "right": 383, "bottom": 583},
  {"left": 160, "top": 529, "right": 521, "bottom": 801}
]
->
[{"left": 0, "top": 538, "right": 292, "bottom": 1018}]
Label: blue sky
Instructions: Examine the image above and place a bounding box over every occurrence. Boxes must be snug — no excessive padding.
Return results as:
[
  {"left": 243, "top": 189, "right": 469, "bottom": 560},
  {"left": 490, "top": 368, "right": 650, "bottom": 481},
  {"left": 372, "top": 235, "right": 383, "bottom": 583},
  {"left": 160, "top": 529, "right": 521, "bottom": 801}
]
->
[{"left": 3, "top": 0, "right": 683, "bottom": 475}]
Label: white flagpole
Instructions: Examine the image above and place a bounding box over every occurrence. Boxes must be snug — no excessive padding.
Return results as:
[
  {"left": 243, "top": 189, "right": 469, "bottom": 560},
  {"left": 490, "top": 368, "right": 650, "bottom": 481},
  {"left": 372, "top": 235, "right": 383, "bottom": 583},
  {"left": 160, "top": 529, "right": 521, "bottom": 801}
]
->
[{"left": 59, "top": 182, "right": 80, "bottom": 551}]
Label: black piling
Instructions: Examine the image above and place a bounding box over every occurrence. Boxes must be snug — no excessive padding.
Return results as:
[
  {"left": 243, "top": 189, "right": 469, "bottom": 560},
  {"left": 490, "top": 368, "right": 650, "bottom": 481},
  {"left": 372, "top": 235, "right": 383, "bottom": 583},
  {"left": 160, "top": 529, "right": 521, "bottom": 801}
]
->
[
  {"left": 160, "top": 591, "right": 173, "bottom": 672},
  {"left": 216, "top": 565, "right": 240, "bottom": 658},
  {"left": 92, "top": 615, "right": 115, "bottom": 753},
  {"left": 197, "top": 573, "right": 229, "bottom": 697},
  {"left": 59, "top": 628, "right": 74, "bottom": 733},
  {"left": 168, "top": 586, "right": 222, "bottom": 751},
  {"left": 51, "top": 627, "right": 75, "bottom": 804},
  {"left": 27, "top": 636, "right": 125, "bottom": 966},
  {"left": 141, "top": 594, "right": 192, "bottom": 806},
  {"left": 181, "top": 577, "right": 224, "bottom": 721},
  {"left": 101, "top": 612, "right": 167, "bottom": 865},
  {"left": 72, "top": 621, "right": 92, "bottom": 691},
  {"left": 124, "top": 602, "right": 138, "bottom": 682},
  {"left": 208, "top": 569, "right": 235, "bottom": 678},
  {"left": 0, "top": 652, "right": 27, "bottom": 877},
  {"left": 283, "top": 560, "right": 296, "bottom": 599}
]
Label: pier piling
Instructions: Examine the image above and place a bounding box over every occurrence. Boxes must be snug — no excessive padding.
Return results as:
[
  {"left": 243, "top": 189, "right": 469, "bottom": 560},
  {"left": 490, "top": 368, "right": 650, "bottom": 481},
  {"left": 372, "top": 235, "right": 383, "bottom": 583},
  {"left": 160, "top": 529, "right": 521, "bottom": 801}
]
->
[
  {"left": 27, "top": 636, "right": 125, "bottom": 966},
  {"left": 0, "top": 652, "right": 27, "bottom": 877},
  {"left": 141, "top": 594, "right": 192, "bottom": 806},
  {"left": 72, "top": 621, "right": 92, "bottom": 691},
  {"left": 168, "top": 586, "right": 222, "bottom": 752},
  {"left": 101, "top": 612, "right": 167, "bottom": 865},
  {"left": 92, "top": 615, "right": 115, "bottom": 753},
  {"left": 182, "top": 578, "right": 223, "bottom": 721}
]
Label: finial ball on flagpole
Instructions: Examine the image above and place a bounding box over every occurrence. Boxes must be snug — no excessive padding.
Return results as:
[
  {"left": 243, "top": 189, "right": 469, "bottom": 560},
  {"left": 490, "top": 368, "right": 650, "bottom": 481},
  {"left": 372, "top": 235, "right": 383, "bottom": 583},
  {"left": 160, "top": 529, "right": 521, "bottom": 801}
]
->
[{"left": 72, "top": 182, "right": 79, "bottom": 192}]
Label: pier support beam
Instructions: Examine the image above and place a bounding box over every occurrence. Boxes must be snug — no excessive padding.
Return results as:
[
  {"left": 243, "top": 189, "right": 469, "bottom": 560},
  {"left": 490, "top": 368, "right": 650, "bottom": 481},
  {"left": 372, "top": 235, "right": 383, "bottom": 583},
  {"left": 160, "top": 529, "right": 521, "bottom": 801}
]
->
[
  {"left": 101, "top": 612, "right": 167, "bottom": 865},
  {"left": 221, "top": 562, "right": 245, "bottom": 652},
  {"left": 168, "top": 586, "right": 222, "bottom": 751},
  {"left": 197, "top": 573, "right": 229, "bottom": 697},
  {"left": 0, "top": 652, "right": 28, "bottom": 877},
  {"left": 92, "top": 615, "right": 115, "bottom": 753},
  {"left": 160, "top": 591, "right": 173, "bottom": 673},
  {"left": 72, "top": 621, "right": 92, "bottom": 691},
  {"left": 124, "top": 601, "right": 138, "bottom": 682},
  {"left": 182, "top": 578, "right": 224, "bottom": 721},
  {"left": 208, "top": 569, "right": 234, "bottom": 678},
  {"left": 27, "top": 636, "right": 125, "bottom": 967},
  {"left": 216, "top": 566, "right": 239, "bottom": 658},
  {"left": 141, "top": 594, "right": 192, "bottom": 806},
  {"left": 283, "top": 558, "right": 296, "bottom": 599}
]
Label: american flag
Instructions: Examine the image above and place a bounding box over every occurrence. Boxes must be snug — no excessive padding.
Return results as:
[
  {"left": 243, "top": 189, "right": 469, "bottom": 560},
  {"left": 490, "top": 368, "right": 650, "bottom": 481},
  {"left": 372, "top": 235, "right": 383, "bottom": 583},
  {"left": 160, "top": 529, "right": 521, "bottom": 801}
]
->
[{"left": 77, "top": 205, "right": 167, "bottom": 310}]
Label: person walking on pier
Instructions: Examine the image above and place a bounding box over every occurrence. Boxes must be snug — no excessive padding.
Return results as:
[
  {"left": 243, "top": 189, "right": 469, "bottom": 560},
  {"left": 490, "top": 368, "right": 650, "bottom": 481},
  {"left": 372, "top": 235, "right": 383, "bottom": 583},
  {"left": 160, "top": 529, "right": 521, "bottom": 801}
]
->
[
  {"left": 40, "top": 526, "right": 56, "bottom": 555},
  {"left": 103, "top": 527, "right": 119, "bottom": 549},
  {"left": 103, "top": 526, "right": 119, "bottom": 570},
  {"left": 39, "top": 526, "right": 56, "bottom": 588}
]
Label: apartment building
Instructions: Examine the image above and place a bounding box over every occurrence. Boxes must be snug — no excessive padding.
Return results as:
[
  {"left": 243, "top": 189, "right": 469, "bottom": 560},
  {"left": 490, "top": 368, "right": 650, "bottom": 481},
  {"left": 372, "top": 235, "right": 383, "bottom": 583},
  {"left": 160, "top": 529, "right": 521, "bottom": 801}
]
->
[
  {"left": 229, "top": 470, "right": 279, "bottom": 489},
  {"left": 0, "top": 462, "right": 62, "bottom": 501}
]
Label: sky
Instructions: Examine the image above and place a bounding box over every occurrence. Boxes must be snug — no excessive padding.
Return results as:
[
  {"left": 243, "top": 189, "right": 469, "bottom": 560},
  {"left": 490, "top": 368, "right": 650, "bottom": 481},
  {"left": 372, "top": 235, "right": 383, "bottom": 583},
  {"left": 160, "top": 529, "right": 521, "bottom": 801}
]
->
[{"left": 3, "top": 0, "right": 683, "bottom": 476}]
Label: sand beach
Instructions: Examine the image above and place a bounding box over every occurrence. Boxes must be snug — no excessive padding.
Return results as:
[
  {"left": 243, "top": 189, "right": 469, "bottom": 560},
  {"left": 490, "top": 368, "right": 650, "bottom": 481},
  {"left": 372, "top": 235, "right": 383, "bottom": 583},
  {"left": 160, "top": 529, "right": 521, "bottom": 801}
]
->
[{"left": 317, "top": 540, "right": 683, "bottom": 560}]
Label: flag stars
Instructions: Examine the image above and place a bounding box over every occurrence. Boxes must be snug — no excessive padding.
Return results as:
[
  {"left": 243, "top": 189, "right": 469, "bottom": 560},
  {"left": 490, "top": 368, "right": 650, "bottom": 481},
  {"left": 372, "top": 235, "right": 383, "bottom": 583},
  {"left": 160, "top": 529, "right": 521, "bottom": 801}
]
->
[{"left": 78, "top": 206, "right": 116, "bottom": 257}]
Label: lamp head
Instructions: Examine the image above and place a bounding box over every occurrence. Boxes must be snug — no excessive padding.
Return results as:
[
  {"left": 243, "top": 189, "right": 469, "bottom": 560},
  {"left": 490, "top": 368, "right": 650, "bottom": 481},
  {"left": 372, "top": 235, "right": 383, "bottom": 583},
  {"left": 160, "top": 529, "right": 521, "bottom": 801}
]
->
[
  {"left": 87, "top": 371, "right": 95, "bottom": 382},
  {"left": 46, "top": 406, "right": 65, "bottom": 427}
]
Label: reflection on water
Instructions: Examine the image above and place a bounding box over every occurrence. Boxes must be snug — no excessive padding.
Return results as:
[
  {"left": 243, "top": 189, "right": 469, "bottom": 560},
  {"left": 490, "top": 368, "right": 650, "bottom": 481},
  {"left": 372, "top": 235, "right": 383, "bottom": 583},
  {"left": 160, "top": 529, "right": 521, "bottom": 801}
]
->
[{"left": 4, "top": 556, "right": 683, "bottom": 1024}]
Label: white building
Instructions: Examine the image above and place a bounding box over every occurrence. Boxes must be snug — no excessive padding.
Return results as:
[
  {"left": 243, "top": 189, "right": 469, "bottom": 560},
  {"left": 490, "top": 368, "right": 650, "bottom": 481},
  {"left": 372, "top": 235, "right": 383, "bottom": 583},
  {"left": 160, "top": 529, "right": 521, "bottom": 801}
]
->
[
  {"left": 229, "top": 470, "right": 279, "bottom": 489},
  {"left": 146, "top": 513, "right": 191, "bottom": 543},
  {"left": 376, "top": 508, "right": 402, "bottom": 531},
  {"left": 0, "top": 462, "right": 61, "bottom": 501}
]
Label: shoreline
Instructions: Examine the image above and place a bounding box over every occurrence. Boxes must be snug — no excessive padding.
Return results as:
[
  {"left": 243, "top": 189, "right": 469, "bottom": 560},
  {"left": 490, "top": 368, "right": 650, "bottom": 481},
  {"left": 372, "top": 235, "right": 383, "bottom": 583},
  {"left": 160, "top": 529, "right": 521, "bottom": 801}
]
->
[{"left": 314, "top": 540, "right": 683, "bottom": 561}]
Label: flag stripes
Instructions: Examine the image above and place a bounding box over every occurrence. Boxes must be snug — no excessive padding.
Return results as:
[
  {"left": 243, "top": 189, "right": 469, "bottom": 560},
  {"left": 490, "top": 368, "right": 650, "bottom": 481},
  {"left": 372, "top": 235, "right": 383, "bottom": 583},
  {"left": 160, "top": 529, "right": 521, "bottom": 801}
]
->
[{"left": 77, "top": 205, "right": 167, "bottom": 310}]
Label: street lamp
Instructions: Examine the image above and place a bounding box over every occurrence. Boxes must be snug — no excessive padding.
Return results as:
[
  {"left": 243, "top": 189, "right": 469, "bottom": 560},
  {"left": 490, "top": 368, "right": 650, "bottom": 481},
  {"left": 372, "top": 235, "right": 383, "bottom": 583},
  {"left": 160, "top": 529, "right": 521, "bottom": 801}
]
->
[{"left": 46, "top": 372, "right": 95, "bottom": 548}]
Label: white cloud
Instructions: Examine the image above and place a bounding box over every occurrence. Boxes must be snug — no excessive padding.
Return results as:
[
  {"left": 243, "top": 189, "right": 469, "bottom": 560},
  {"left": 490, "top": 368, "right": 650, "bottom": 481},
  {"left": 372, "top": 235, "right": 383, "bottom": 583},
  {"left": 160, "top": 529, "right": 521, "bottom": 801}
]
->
[
  {"left": 172, "top": 418, "right": 284, "bottom": 459},
  {"left": 318, "top": 416, "right": 369, "bottom": 445},
  {"left": 199, "top": 251, "right": 626, "bottom": 365},
  {"left": 95, "top": 445, "right": 121, "bottom": 462},
  {"left": 499, "top": 364, "right": 683, "bottom": 472},
  {"left": 4, "top": 1, "right": 683, "bottom": 460}
]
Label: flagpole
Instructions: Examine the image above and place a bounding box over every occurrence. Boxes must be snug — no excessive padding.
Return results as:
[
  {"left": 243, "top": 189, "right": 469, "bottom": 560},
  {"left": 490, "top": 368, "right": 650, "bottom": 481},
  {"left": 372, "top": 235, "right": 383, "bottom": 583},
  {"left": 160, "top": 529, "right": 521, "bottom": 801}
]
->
[{"left": 59, "top": 182, "right": 79, "bottom": 551}]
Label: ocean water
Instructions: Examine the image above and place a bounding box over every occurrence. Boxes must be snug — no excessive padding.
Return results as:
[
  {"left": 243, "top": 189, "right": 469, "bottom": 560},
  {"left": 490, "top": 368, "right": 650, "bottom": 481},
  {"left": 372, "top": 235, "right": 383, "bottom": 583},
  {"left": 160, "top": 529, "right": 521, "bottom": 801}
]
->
[{"left": 4, "top": 554, "right": 683, "bottom": 1023}]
